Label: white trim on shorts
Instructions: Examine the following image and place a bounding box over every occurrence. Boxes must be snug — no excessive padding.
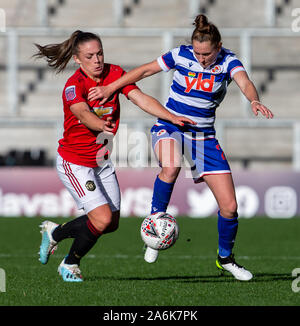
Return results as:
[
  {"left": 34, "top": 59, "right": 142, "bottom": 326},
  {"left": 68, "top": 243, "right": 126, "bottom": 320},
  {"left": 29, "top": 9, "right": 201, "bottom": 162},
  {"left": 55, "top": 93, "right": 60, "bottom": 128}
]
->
[{"left": 193, "top": 170, "right": 232, "bottom": 184}]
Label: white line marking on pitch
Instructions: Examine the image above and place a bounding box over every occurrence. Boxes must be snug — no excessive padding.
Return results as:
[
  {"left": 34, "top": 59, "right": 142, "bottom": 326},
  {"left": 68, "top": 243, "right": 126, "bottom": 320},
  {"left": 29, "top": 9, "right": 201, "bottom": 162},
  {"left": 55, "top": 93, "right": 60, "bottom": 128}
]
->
[{"left": 1, "top": 253, "right": 300, "bottom": 260}]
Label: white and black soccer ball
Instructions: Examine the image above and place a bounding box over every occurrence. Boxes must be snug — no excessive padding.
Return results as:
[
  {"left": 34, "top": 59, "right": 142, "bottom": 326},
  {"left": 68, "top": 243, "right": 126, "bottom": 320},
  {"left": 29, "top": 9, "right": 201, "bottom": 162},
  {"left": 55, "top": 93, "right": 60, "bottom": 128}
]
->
[{"left": 140, "top": 212, "right": 179, "bottom": 250}]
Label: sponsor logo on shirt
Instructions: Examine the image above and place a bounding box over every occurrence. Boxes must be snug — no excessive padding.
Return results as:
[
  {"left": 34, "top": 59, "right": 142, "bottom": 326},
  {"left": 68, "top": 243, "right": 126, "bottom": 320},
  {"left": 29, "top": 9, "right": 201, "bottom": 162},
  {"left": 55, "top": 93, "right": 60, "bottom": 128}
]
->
[
  {"left": 93, "top": 106, "right": 113, "bottom": 117},
  {"left": 184, "top": 73, "right": 215, "bottom": 93}
]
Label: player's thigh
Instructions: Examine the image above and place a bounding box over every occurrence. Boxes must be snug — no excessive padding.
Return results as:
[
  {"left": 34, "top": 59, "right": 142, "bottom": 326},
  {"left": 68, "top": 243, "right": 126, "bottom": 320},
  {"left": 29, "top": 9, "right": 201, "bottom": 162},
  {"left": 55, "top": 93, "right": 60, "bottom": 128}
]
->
[
  {"left": 203, "top": 173, "right": 237, "bottom": 214},
  {"left": 154, "top": 138, "right": 182, "bottom": 169},
  {"left": 93, "top": 163, "right": 121, "bottom": 232},
  {"left": 151, "top": 124, "right": 182, "bottom": 169}
]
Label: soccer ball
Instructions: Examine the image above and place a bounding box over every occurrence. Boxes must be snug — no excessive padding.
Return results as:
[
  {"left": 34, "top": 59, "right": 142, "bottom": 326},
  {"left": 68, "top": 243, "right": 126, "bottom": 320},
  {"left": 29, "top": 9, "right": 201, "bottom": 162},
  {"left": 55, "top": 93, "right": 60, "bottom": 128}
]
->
[{"left": 140, "top": 212, "right": 179, "bottom": 250}]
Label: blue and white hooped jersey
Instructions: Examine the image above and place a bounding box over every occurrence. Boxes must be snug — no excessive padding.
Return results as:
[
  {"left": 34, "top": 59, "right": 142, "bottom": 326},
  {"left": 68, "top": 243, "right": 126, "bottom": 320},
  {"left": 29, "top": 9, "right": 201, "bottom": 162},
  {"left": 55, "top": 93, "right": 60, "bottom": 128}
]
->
[{"left": 156, "top": 45, "right": 245, "bottom": 136}]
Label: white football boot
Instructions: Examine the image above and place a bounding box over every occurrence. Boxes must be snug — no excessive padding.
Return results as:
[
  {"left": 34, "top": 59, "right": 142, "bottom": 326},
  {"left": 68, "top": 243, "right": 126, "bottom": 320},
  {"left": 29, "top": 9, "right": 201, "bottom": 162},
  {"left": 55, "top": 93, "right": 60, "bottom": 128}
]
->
[
  {"left": 58, "top": 257, "right": 83, "bottom": 282},
  {"left": 144, "top": 246, "right": 159, "bottom": 263},
  {"left": 216, "top": 253, "right": 253, "bottom": 281},
  {"left": 39, "top": 220, "right": 59, "bottom": 264}
]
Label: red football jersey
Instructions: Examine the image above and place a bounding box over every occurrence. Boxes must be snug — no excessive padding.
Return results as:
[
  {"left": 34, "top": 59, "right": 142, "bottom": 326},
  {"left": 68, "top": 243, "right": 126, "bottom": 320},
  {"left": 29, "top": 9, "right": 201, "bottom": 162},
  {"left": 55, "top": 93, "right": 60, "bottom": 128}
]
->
[{"left": 58, "top": 64, "right": 139, "bottom": 167}]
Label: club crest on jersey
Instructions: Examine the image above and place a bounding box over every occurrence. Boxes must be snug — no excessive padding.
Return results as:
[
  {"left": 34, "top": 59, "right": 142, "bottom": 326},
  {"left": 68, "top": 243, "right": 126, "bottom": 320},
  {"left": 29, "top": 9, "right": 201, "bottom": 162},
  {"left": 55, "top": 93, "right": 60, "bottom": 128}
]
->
[
  {"left": 85, "top": 180, "right": 96, "bottom": 191},
  {"left": 157, "top": 129, "right": 167, "bottom": 137},
  {"left": 93, "top": 106, "right": 113, "bottom": 118},
  {"left": 211, "top": 65, "right": 222, "bottom": 74},
  {"left": 65, "top": 86, "right": 76, "bottom": 101},
  {"left": 184, "top": 73, "right": 215, "bottom": 93}
]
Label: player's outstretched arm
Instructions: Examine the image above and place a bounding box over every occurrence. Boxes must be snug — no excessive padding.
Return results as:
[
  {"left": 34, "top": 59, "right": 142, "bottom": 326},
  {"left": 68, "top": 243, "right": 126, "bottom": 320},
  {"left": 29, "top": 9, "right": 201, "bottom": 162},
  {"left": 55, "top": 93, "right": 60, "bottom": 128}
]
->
[
  {"left": 127, "top": 89, "right": 196, "bottom": 127},
  {"left": 88, "top": 60, "right": 162, "bottom": 104},
  {"left": 233, "top": 71, "right": 274, "bottom": 119}
]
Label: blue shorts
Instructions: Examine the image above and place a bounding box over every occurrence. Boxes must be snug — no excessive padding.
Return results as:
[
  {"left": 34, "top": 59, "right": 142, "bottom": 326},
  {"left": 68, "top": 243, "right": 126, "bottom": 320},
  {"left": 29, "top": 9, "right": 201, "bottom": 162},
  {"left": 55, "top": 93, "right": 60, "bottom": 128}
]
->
[{"left": 151, "top": 123, "right": 231, "bottom": 183}]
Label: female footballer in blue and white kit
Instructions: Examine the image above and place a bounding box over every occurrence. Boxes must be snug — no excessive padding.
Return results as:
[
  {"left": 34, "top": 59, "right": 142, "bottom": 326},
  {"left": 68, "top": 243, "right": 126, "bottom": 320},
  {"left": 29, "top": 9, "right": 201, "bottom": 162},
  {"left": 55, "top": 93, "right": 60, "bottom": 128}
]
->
[{"left": 89, "top": 15, "right": 274, "bottom": 281}]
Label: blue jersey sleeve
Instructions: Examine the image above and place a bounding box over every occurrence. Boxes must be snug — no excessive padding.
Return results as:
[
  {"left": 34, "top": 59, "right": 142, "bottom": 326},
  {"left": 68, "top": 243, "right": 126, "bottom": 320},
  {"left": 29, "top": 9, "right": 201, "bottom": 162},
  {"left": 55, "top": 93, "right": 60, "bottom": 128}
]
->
[
  {"left": 157, "top": 49, "right": 177, "bottom": 72},
  {"left": 227, "top": 58, "right": 245, "bottom": 78}
]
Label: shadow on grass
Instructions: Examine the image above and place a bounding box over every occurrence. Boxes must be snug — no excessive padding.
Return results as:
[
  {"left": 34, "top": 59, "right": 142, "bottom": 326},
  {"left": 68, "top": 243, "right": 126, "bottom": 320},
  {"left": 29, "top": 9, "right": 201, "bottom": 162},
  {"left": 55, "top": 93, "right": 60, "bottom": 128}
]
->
[{"left": 85, "top": 272, "right": 293, "bottom": 283}]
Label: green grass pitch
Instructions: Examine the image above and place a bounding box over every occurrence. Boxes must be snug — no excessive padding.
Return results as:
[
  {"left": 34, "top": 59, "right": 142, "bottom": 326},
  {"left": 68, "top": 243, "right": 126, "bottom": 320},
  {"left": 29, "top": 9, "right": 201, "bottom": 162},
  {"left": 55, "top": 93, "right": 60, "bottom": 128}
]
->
[{"left": 0, "top": 217, "right": 300, "bottom": 306}]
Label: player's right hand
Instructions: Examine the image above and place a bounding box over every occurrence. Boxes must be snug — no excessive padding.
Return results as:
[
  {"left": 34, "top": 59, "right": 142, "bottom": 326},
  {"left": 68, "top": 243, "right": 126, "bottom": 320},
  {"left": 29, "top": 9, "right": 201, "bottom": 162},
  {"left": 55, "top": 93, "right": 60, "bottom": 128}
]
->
[
  {"left": 101, "top": 116, "right": 116, "bottom": 132},
  {"left": 170, "top": 115, "right": 197, "bottom": 127}
]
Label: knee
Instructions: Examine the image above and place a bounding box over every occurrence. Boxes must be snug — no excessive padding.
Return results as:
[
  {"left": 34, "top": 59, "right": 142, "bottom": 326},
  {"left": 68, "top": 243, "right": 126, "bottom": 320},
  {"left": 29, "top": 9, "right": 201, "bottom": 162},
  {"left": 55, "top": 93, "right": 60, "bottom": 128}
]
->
[
  {"left": 160, "top": 167, "right": 180, "bottom": 183},
  {"left": 103, "top": 211, "right": 120, "bottom": 234},
  {"left": 101, "top": 214, "right": 114, "bottom": 230},
  {"left": 220, "top": 201, "right": 238, "bottom": 219},
  {"left": 92, "top": 215, "right": 113, "bottom": 233},
  {"left": 103, "top": 221, "right": 119, "bottom": 234},
  {"left": 88, "top": 207, "right": 113, "bottom": 233}
]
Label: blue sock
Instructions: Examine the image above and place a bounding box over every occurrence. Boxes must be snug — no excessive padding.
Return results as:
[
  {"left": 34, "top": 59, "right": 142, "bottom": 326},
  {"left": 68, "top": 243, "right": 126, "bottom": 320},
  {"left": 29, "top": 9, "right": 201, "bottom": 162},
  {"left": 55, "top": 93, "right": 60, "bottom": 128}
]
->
[
  {"left": 151, "top": 175, "right": 175, "bottom": 214},
  {"left": 218, "top": 210, "right": 238, "bottom": 257}
]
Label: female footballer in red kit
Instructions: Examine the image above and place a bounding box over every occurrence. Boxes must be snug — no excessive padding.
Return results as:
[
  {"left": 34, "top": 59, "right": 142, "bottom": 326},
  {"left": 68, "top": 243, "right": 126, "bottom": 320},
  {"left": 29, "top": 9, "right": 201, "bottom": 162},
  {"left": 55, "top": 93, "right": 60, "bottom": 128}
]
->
[{"left": 35, "top": 31, "right": 194, "bottom": 282}]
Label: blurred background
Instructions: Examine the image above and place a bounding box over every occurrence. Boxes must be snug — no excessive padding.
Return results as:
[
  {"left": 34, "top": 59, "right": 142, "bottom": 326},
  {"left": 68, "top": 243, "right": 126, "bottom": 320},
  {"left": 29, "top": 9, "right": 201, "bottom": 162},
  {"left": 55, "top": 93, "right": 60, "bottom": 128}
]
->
[{"left": 0, "top": 0, "right": 300, "bottom": 218}]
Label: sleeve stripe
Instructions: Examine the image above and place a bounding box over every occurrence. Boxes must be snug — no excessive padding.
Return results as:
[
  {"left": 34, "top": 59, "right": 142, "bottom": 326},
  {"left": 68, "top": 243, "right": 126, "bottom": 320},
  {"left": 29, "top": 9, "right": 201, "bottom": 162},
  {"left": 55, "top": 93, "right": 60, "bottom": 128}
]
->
[
  {"left": 161, "top": 56, "right": 171, "bottom": 70},
  {"left": 230, "top": 65, "right": 245, "bottom": 77},
  {"left": 157, "top": 56, "right": 171, "bottom": 72}
]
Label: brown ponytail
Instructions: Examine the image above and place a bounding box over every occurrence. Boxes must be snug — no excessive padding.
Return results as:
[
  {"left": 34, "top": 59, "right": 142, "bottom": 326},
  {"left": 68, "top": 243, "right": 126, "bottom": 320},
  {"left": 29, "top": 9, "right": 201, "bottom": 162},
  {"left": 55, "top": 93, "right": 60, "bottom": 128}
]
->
[
  {"left": 191, "top": 14, "right": 221, "bottom": 47},
  {"left": 33, "top": 30, "right": 102, "bottom": 73}
]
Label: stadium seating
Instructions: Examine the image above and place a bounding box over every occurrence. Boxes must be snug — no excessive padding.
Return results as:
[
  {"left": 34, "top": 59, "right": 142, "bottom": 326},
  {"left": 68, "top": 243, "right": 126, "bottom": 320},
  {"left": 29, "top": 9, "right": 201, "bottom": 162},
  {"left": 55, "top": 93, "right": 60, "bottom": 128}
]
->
[{"left": 0, "top": 0, "right": 299, "bottom": 169}]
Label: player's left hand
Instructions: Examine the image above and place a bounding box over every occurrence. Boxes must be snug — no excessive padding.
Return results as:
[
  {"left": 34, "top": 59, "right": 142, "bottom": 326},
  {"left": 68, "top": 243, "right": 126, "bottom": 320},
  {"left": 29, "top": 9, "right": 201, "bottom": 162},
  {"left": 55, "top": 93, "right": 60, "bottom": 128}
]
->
[{"left": 251, "top": 101, "right": 274, "bottom": 119}]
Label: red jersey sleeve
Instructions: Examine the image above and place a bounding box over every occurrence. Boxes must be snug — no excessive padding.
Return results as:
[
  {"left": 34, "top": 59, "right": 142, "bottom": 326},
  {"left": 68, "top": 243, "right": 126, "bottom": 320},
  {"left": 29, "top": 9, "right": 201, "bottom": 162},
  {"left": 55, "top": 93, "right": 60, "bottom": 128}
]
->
[
  {"left": 63, "top": 78, "right": 86, "bottom": 106},
  {"left": 119, "top": 69, "right": 139, "bottom": 98}
]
